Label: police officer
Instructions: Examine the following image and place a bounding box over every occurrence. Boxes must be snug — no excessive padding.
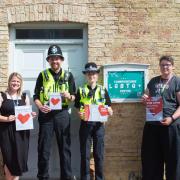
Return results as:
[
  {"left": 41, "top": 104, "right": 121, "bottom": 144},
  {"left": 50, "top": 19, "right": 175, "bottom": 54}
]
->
[
  {"left": 34, "top": 44, "right": 76, "bottom": 180},
  {"left": 75, "top": 62, "right": 113, "bottom": 180}
]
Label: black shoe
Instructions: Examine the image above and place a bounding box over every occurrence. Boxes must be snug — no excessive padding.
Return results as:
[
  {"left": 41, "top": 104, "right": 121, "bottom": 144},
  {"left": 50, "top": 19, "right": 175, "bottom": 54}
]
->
[
  {"left": 38, "top": 177, "right": 49, "bottom": 180},
  {"left": 71, "top": 176, "right": 77, "bottom": 180},
  {"left": 63, "top": 176, "right": 77, "bottom": 180}
]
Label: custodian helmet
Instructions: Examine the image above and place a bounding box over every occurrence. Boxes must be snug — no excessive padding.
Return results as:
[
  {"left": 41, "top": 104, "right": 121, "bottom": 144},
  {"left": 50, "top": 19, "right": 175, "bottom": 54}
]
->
[{"left": 46, "top": 44, "right": 64, "bottom": 61}]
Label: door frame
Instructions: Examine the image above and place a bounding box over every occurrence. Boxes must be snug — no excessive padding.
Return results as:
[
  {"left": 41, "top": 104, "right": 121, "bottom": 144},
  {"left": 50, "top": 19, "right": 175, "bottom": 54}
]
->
[
  {"left": 8, "top": 23, "right": 88, "bottom": 179},
  {"left": 9, "top": 23, "right": 88, "bottom": 74}
]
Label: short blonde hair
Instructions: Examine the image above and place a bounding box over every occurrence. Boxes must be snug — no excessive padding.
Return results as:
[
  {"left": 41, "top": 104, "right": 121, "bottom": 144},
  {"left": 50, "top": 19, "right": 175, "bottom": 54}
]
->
[{"left": 6, "top": 72, "right": 23, "bottom": 95}]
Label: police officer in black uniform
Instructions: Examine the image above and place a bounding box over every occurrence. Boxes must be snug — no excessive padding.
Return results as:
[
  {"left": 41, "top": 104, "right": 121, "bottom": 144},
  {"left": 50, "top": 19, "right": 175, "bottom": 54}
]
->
[
  {"left": 34, "top": 44, "right": 76, "bottom": 180},
  {"left": 75, "top": 62, "right": 113, "bottom": 180}
]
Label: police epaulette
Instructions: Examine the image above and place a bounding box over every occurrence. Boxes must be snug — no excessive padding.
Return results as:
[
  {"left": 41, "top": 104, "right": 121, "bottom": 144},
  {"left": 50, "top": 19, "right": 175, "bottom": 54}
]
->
[
  {"left": 64, "top": 70, "right": 69, "bottom": 82},
  {"left": 43, "top": 70, "right": 49, "bottom": 81},
  {"left": 98, "top": 85, "right": 105, "bottom": 99},
  {"left": 81, "top": 87, "right": 86, "bottom": 97}
]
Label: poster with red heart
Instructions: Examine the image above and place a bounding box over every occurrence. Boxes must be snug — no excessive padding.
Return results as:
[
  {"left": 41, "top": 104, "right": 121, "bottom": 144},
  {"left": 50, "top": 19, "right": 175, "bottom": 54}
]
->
[
  {"left": 146, "top": 97, "right": 163, "bottom": 121},
  {"left": 15, "top": 105, "right": 33, "bottom": 131},
  {"left": 84, "top": 105, "right": 109, "bottom": 122},
  {"left": 49, "top": 93, "right": 62, "bottom": 110}
]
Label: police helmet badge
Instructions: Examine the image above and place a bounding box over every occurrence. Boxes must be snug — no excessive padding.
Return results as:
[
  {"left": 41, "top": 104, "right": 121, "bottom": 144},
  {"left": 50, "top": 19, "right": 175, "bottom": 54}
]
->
[
  {"left": 89, "top": 65, "right": 93, "bottom": 70},
  {"left": 51, "top": 46, "right": 58, "bottom": 54}
]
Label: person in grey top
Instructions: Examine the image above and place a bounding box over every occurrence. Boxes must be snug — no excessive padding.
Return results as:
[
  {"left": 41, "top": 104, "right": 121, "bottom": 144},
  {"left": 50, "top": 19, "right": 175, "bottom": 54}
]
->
[{"left": 141, "top": 55, "right": 180, "bottom": 180}]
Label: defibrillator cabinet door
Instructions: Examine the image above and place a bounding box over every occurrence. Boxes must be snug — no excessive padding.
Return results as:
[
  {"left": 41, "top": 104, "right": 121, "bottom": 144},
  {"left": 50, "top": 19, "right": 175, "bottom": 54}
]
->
[{"left": 14, "top": 44, "right": 85, "bottom": 179}]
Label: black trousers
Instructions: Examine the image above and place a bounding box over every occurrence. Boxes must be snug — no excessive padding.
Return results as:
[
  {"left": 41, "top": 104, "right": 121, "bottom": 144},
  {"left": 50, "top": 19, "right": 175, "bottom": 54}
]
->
[
  {"left": 37, "top": 110, "right": 72, "bottom": 180},
  {"left": 79, "top": 121, "right": 105, "bottom": 180},
  {"left": 141, "top": 120, "right": 180, "bottom": 180}
]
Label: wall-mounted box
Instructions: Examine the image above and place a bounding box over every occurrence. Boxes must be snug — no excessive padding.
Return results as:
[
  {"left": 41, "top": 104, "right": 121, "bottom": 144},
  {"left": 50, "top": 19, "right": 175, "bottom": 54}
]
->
[{"left": 103, "top": 63, "right": 150, "bottom": 103}]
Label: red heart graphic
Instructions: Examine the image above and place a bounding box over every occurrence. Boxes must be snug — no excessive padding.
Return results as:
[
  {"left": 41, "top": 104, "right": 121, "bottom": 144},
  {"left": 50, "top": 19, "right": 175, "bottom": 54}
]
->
[
  {"left": 84, "top": 105, "right": 90, "bottom": 121},
  {"left": 18, "top": 113, "right": 30, "bottom": 124},
  {"left": 146, "top": 97, "right": 163, "bottom": 116},
  {"left": 98, "top": 105, "right": 109, "bottom": 116},
  {"left": 51, "top": 98, "right": 60, "bottom": 105}
]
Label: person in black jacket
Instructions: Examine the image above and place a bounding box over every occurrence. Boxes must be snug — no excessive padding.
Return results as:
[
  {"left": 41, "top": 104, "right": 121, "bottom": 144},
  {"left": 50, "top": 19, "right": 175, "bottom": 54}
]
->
[
  {"left": 34, "top": 45, "right": 76, "bottom": 180},
  {"left": 75, "top": 62, "right": 113, "bottom": 180}
]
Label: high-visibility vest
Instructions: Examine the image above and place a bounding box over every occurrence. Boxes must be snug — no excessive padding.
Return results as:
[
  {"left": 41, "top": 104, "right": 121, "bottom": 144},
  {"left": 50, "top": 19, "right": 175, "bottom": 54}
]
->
[
  {"left": 39, "top": 69, "right": 69, "bottom": 105},
  {"left": 79, "top": 84, "right": 106, "bottom": 109}
]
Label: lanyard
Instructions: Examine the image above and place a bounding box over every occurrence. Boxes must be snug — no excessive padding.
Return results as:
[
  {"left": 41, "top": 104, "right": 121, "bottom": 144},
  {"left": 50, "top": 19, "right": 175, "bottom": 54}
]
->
[
  {"left": 10, "top": 94, "right": 19, "bottom": 106},
  {"left": 159, "top": 75, "right": 173, "bottom": 95}
]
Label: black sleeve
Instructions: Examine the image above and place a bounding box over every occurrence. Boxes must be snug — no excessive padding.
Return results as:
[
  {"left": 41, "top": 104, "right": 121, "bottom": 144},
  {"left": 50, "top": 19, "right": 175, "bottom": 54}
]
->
[
  {"left": 147, "top": 78, "right": 153, "bottom": 90},
  {"left": 33, "top": 73, "right": 43, "bottom": 101},
  {"left": 74, "top": 88, "right": 81, "bottom": 109},
  {"left": 68, "top": 72, "right": 76, "bottom": 95},
  {"left": 104, "top": 88, "right": 111, "bottom": 106},
  {"left": 147, "top": 76, "right": 160, "bottom": 91}
]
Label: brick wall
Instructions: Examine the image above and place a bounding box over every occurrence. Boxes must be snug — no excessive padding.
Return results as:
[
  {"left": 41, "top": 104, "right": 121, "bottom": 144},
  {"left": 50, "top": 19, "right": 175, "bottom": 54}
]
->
[{"left": 1, "top": 0, "right": 180, "bottom": 180}]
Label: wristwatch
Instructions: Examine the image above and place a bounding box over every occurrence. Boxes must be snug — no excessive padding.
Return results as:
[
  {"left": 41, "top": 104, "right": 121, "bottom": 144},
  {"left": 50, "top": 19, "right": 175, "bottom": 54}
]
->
[
  {"left": 70, "top": 95, "right": 73, "bottom": 101},
  {"left": 171, "top": 115, "right": 176, "bottom": 121}
]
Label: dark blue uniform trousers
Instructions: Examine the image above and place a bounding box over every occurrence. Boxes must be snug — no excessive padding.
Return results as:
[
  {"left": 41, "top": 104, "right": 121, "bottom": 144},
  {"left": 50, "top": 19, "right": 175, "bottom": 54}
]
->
[
  {"left": 141, "top": 119, "right": 180, "bottom": 180},
  {"left": 37, "top": 110, "right": 72, "bottom": 180},
  {"left": 79, "top": 121, "right": 105, "bottom": 180}
]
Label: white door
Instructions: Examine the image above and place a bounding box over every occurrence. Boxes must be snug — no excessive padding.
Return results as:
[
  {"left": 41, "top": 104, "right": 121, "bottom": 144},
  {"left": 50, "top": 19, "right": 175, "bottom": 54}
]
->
[{"left": 13, "top": 44, "right": 86, "bottom": 179}]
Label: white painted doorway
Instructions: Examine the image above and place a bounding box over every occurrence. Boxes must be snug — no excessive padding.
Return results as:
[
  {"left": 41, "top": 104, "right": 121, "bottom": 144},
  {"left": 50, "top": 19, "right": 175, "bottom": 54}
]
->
[{"left": 9, "top": 24, "right": 88, "bottom": 179}]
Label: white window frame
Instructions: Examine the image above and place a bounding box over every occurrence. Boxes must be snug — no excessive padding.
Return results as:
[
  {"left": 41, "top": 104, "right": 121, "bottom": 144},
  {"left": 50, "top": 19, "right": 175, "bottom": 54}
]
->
[{"left": 9, "top": 23, "right": 88, "bottom": 74}]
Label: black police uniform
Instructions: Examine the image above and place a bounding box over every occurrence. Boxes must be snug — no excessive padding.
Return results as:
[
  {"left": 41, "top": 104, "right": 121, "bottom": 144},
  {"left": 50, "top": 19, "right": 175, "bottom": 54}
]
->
[
  {"left": 34, "top": 45, "right": 76, "bottom": 180},
  {"left": 75, "top": 63, "right": 111, "bottom": 180}
]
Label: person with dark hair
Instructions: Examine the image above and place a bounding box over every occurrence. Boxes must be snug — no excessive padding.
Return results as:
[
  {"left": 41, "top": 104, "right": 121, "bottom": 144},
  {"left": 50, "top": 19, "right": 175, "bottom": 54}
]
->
[
  {"left": 75, "top": 62, "right": 113, "bottom": 180},
  {"left": 159, "top": 55, "right": 174, "bottom": 65},
  {"left": 141, "top": 55, "right": 180, "bottom": 180},
  {"left": 0, "top": 72, "right": 36, "bottom": 180},
  {"left": 33, "top": 44, "right": 76, "bottom": 180}
]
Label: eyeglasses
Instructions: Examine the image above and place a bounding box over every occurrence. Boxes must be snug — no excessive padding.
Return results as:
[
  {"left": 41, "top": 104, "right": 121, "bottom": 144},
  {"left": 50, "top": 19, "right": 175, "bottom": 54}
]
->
[{"left": 160, "top": 64, "right": 172, "bottom": 67}]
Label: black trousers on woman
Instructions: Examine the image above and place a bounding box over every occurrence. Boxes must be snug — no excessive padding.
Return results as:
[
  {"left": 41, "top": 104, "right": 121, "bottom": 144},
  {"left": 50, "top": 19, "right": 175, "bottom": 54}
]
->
[{"left": 79, "top": 121, "right": 105, "bottom": 180}]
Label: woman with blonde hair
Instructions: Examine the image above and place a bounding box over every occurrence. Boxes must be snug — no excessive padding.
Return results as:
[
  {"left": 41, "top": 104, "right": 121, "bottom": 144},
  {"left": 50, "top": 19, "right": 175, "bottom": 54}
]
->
[{"left": 0, "top": 72, "right": 36, "bottom": 180}]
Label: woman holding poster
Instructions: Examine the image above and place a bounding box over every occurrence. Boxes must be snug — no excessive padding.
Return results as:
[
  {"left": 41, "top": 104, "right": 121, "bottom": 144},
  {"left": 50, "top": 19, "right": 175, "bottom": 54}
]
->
[
  {"left": 0, "top": 72, "right": 36, "bottom": 180},
  {"left": 75, "top": 62, "right": 113, "bottom": 180},
  {"left": 141, "top": 56, "right": 180, "bottom": 180}
]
